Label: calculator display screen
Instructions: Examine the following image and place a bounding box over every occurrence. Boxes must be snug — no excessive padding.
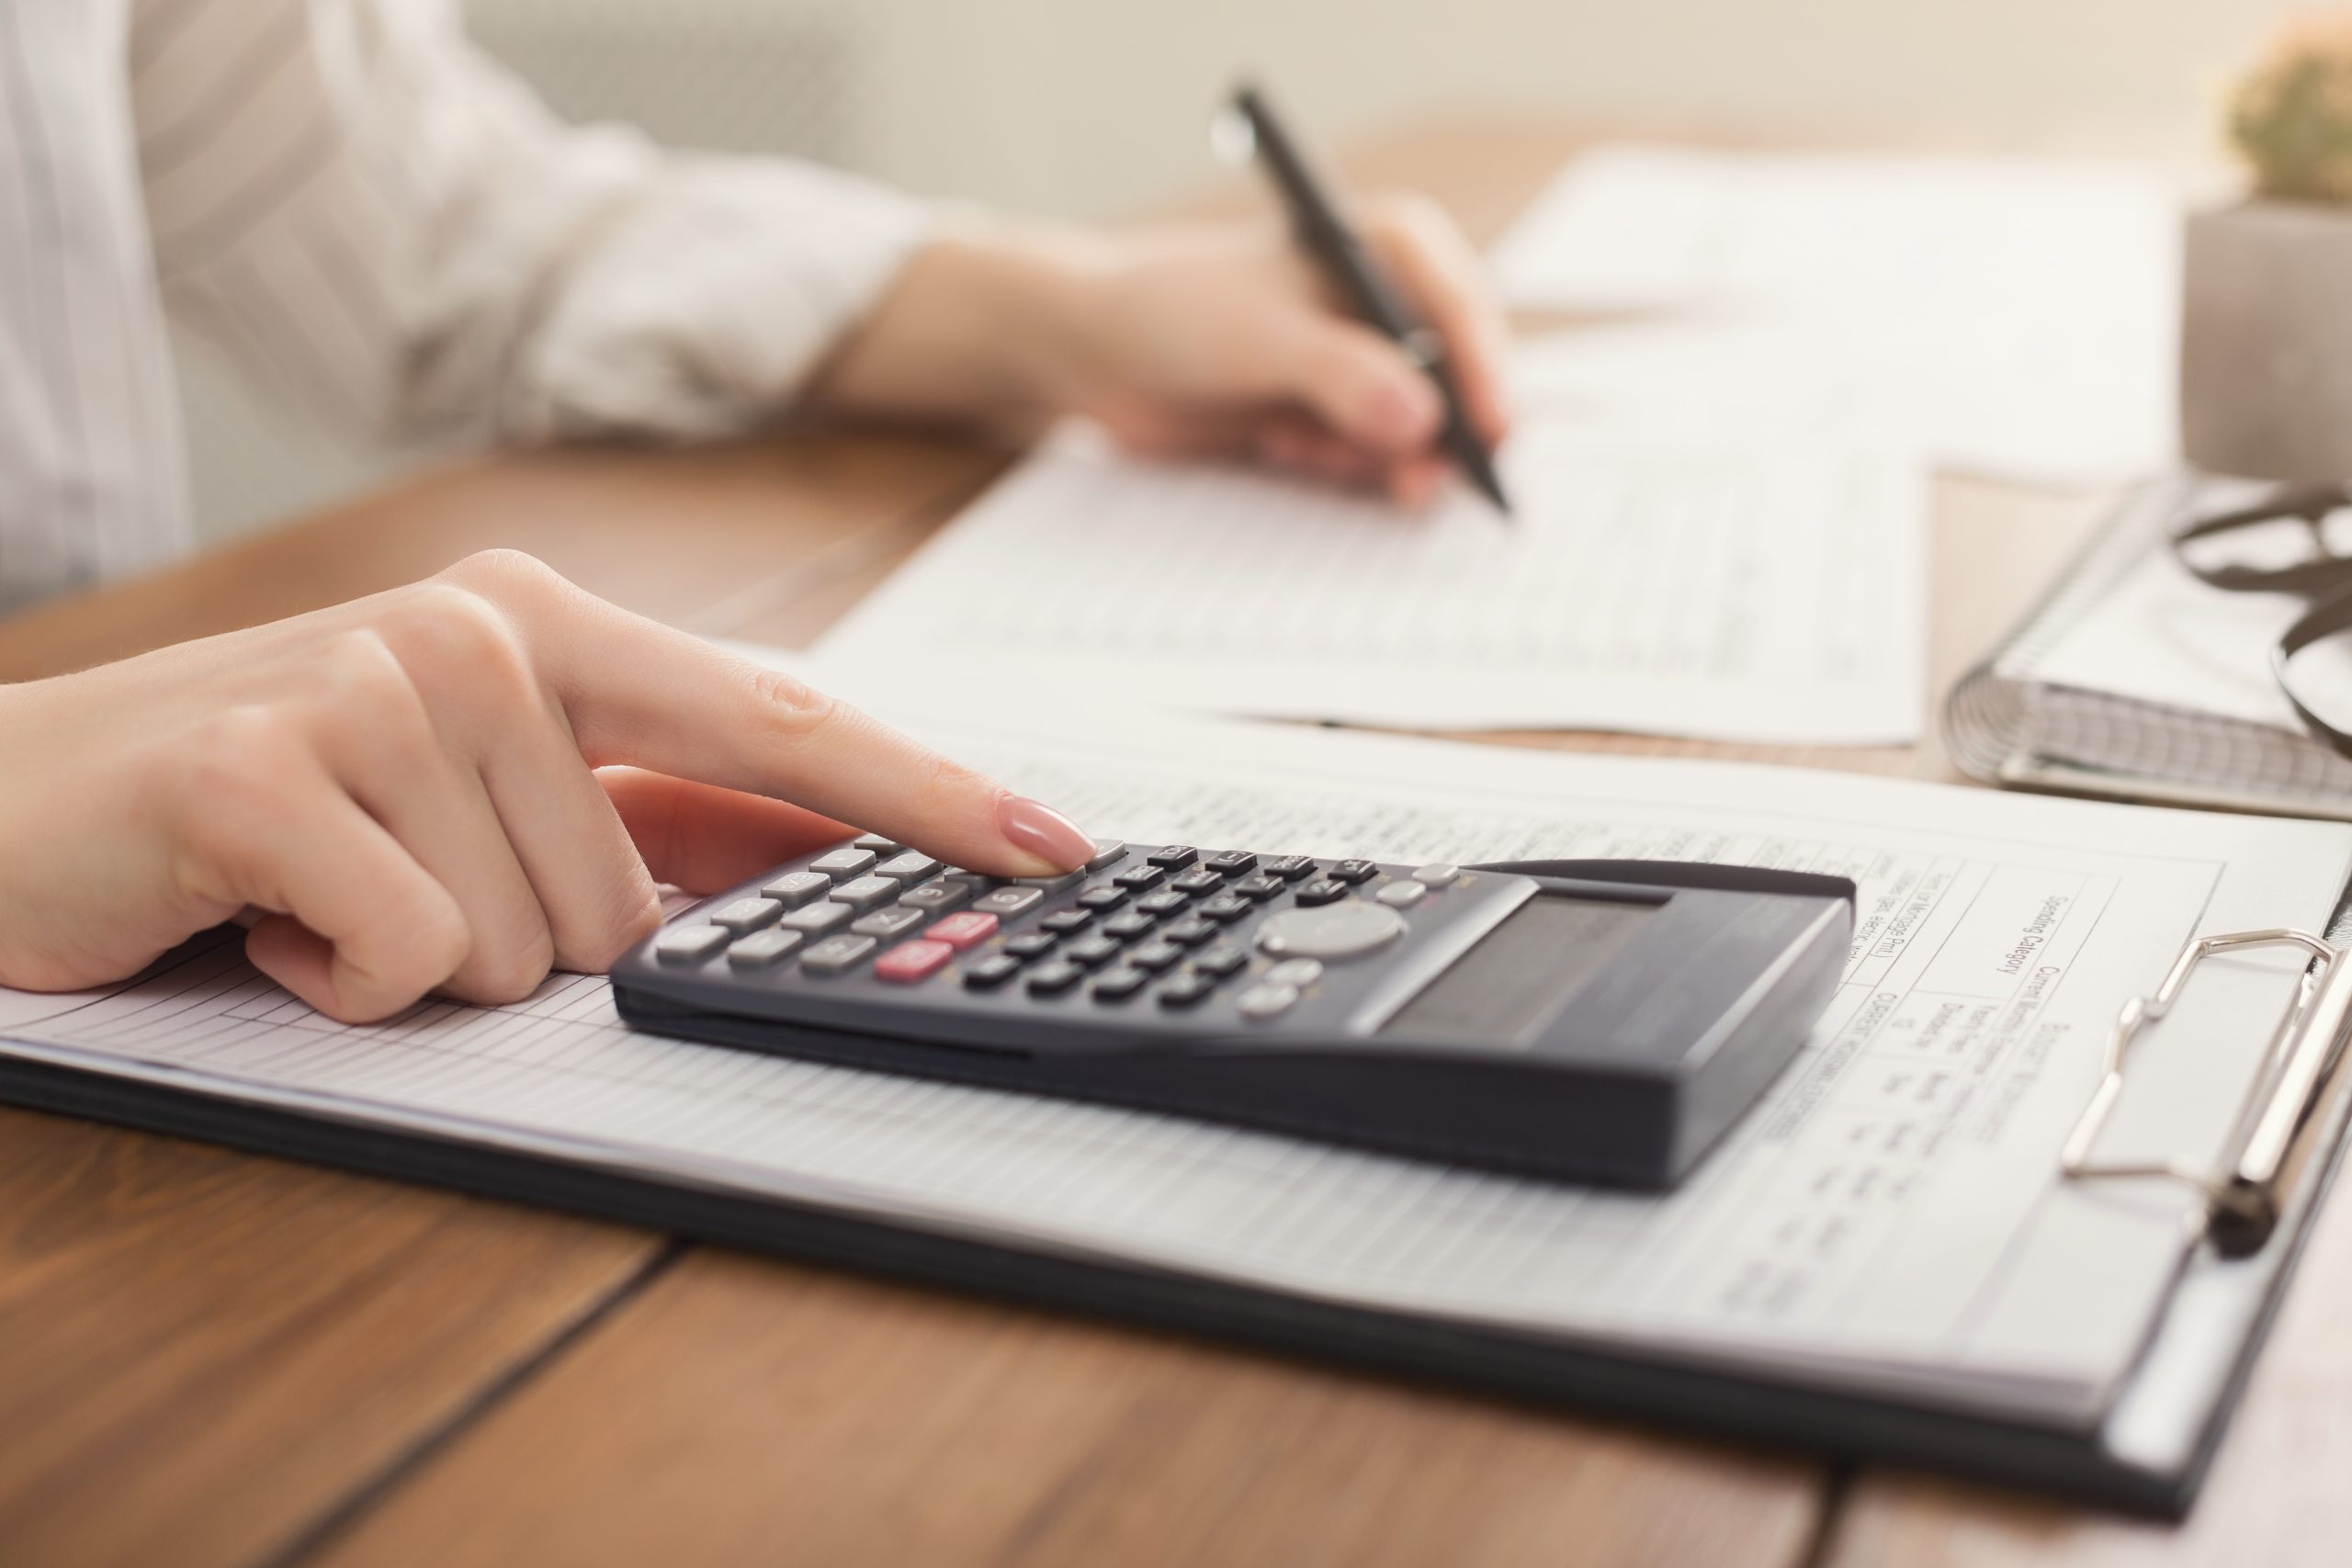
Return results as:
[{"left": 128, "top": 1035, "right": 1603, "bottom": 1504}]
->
[{"left": 1378, "top": 894, "right": 1655, "bottom": 1048}]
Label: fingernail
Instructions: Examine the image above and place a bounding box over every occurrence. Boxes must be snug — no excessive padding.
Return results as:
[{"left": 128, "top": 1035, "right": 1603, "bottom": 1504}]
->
[{"left": 998, "top": 794, "right": 1095, "bottom": 872}]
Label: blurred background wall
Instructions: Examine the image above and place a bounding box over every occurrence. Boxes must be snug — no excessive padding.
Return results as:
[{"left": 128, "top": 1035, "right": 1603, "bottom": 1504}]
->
[{"left": 175, "top": 0, "right": 2312, "bottom": 542}]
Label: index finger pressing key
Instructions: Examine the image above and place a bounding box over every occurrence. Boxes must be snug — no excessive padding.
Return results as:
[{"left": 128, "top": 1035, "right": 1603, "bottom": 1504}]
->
[{"left": 491, "top": 562, "right": 1098, "bottom": 878}]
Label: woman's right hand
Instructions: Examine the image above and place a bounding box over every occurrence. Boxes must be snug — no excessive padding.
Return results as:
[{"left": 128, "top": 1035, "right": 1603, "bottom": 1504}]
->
[{"left": 0, "top": 549, "right": 1096, "bottom": 1022}]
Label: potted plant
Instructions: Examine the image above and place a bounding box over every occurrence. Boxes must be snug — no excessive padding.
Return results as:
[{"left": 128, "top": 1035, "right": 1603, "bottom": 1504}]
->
[{"left": 2182, "top": 18, "right": 2352, "bottom": 482}]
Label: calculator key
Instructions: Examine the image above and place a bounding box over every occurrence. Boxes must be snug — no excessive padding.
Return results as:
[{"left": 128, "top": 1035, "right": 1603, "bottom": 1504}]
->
[
  {"left": 1090, "top": 967, "right": 1149, "bottom": 1002},
  {"left": 1375, "top": 880, "right": 1428, "bottom": 908},
  {"left": 1136, "top": 890, "right": 1189, "bottom": 917},
  {"left": 1204, "top": 851, "right": 1259, "bottom": 876},
  {"left": 782, "top": 901, "right": 854, "bottom": 935},
  {"left": 1012, "top": 869, "right": 1086, "bottom": 892},
  {"left": 1064, "top": 934, "right": 1123, "bottom": 968},
  {"left": 1102, "top": 910, "right": 1158, "bottom": 942},
  {"left": 1162, "top": 917, "right": 1217, "bottom": 948},
  {"left": 1266, "top": 958, "right": 1324, "bottom": 988},
  {"left": 853, "top": 833, "right": 901, "bottom": 854},
  {"left": 876, "top": 852, "right": 943, "bottom": 885},
  {"left": 1076, "top": 885, "right": 1129, "bottom": 911},
  {"left": 1025, "top": 960, "right": 1085, "bottom": 996},
  {"left": 1157, "top": 973, "right": 1216, "bottom": 1009},
  {"left": 654, "top": 925, "right": 732, "bottom": 964},
  {"left": 1111, "top": 864, "right": 1165, "bottom": 892},
  {"left": 1193, "top": 943, "right": 1250, "bottom": 978},
  {"left": 832, "top": 875, "right": 902, "bottom": 912},
  {"left": 1170, "top": 867, "right": 1224, "bottom": 896},
  {"left": 707, "top": 897, "right": 783, "bottom": 933},
  {"left": 800, "top": 934, "right": 877, "bottom": 976},
  {"left": 926, "top": 911, "right": 1000, "bottom": 951},
  {"left": 942, "top": 870, "right": 1003, "bottom": 892},
  {"left": 899, "top": 881, "right": 973, "bottom": 915},
  {"left": 1196, "top": 893, "right": 1251, "bottom": 924},
  {"left": 1413, "top": 863, "right": 1462, "bottom": 886},
  {"left": 760, "top": 871, "right": 831, "bottom": 908},
  {"left": 727, "top": 928, "right": 804, "bottom": 969},
  {"left": 873, "top": 940, "right": 953, "bottom": 985},
  {"left": 1146, "top": 845, "right": 1200, "bottom": 869},
  {"left": 1257, "top": 902, "right": 1407, "bottom": 962},
  {"left": 1086, "top": 839, "right": 1129, "bottom": 870},
  {"left": 1231, "top": 874, "right": 1284, "bottom": 902},
  {"left": 1295, "top": 878, "right": 1348, "bottom": 906},
  {"left": 1041, "top": 909, "right": 1095, "bottom": 934},
  {"left": 810, "top": 847, "right": 878, "bottom": 879},
  {"left": 963, "top": 953, "right": 1022, "bottom": 989},
  {"left": 1263, "top": 855, "right": 1316, "bottom": 881},
  {"left": 1128, "top": 941, "right": 1183, "bottom": 973},
  {"left": 1004, "top": 932, "right": 1059, "bottom": 961},
  {"left": 972, "top": 886, "right": 1043, "bottom": 919},
  {"left": 1329, "top": 859, "right": 1379, "bottom": 885},
  {"left": 1237, "top": 983, "right": 1301, "bottom": 1021},
  {"left": 852, "top": 907, "right": 929, "bottom": 941}
]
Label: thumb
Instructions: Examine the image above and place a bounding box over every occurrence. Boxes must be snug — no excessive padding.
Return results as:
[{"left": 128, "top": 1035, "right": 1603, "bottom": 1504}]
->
[{"left": 1266, "top": 318, "right": 1442, "bottom": 457}]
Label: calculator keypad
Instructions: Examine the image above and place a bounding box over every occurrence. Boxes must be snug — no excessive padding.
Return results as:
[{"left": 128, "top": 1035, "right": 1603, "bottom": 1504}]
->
[{"left": 646, "top": 840, "right": 1486, "bottom": 1030}]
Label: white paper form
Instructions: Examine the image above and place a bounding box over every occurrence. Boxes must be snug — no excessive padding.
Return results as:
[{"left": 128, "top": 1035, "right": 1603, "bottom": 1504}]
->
[
  {"left": 3, "top": 684, "right": 2343, "bottom": 1428},
  {"left": 814, "top": 427, "right": 1927, "bottom": 744},
  {"left": 1490, "top": 146, "right": 2180, "bottom": 488}
]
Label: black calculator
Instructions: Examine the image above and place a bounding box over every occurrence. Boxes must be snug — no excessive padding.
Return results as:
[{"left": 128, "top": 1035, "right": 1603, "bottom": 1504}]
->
[{"left": 611, "top": 838, "right": 1854, "bottom": 1187}]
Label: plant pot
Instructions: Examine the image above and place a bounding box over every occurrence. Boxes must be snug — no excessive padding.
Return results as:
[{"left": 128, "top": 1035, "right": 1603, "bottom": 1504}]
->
[{"left": 2182, "top": 199, "right": 2352, "bottom": 481}]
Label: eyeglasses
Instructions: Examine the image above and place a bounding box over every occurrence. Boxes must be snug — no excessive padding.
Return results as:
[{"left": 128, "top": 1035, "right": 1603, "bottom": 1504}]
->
[{"left": 2172, "top": 484, "right": 2352, "bottom": 760}]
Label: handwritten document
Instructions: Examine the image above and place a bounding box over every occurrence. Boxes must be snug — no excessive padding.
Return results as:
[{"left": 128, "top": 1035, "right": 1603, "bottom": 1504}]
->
[
  {"left": 1490, "top": 146, "right": 2179, "bottom": 488},
  {"left": 3, "top": 682, "right": 2342, "bottom": 1428},
  {"left": 817, "top": 427, "right": 1927, "bottom": 744}
]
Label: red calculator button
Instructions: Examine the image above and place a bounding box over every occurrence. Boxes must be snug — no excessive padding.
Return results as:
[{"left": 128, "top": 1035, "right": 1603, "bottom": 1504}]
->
[
  {"left": 874, "top": 940, "right": 953, "bottom": 984},
  {"left": 926, "top": 912, "right": 999, "bottom": 952}
]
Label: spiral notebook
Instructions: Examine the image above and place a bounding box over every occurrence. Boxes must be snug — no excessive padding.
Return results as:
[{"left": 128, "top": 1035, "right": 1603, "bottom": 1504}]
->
[{"left": 1947, "top": 474, "right": 2352, "bottom": 818}]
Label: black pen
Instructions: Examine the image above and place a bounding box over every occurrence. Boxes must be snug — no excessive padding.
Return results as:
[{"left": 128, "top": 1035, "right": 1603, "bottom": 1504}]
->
[{"left": 1219, "top": 83, "right": 1511, "bottom": 516}]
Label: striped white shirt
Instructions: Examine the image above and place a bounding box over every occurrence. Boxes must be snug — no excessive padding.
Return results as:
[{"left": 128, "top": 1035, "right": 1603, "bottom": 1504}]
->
[{"left": 0, "top": 0, "right": 929, "bottom": 614}]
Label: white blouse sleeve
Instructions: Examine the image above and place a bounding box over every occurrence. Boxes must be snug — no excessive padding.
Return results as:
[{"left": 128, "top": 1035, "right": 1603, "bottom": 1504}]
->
[{"left": 134, "top": 0, "right": 931, "bottom": 446}]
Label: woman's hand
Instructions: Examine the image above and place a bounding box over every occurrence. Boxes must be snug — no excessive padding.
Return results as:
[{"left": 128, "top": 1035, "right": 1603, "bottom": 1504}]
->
[
  {"left": 815, "top": 197, "right": 1512, "bottom": 505},
  {"left": 0, "top": 550, "right": 1095, "bottom": 1021}
]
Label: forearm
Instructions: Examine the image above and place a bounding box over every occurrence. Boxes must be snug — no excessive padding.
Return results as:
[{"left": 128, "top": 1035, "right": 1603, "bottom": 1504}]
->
[{"left": 807, "top": 218, "right": 1118, "bottom": 433}]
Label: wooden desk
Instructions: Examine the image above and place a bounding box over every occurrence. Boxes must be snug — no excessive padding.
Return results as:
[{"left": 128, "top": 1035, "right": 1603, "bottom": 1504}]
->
[{"left": 2, "top": 124, "right": 2343, "bottom": 1568}]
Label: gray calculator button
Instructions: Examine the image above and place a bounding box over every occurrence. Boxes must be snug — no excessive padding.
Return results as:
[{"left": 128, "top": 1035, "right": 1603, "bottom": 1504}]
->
[
  {"left": 654, "top": 925, "right": 733, "bottom": 964},
  {"left": 1091, "top": 966, "right": 1149, "bottom": 1001},
  {"left": 1266, "top": 957, "right": 1324, "bottom": 988},
  {"left": 782, "top": 901, "right": 854, "bottom": 935},
  {"left": 1086, "top": 839, "right": 1128, "bottom": 870},
  {"left": 1237, "top": 983, "right": 1302, "bottom": 1021},
  {"left": 1102, "top": 910, "right": 1157, "bottom": 942},
  {"left": 1012, "top": 869, "right": 1086, "bottom": 892},
  {"left": 1375, "top": 880, "right": 1428, "bottom": 908},
  {"left": 832, "top": 875, "right": 902, "bottom": 912},
  {"left": 727, "top": 928, "right": 804, "bottom": 969},
  {"left": 851, "top": 907, "right": 928, "bottom": 940},
  {"left": 1256, "top": 902, "right": 1406, "bottom": 963},
  {"left": 876, "top": 852, "right": 943, "bottom": 885},
  {"left": 1197, "top": 893, "right": 1251, "bottom": 923},
  {"left": 1193, "top": 943, "right": 1249, "bottom": 978},
  {"left": 1412, "top": 863, "right": 1461, "bottom": 886},
  {"left": 898, "top": 881, "right": 972, "bottom": 914},
  {"left": 1162, "top": 916, "right": 1217, "bottom": 948},
  {"left": 810, "top": 847, "right": 878, "bottom": 879},
  {"left": 760, "top": 872, "right": 831, "bottom": 908},
  {"left": 707, "top": 897, "right": 783, "bottom": 932},
  {"left": 800, "top": 934, "right": 877, "bottom": 976},
  {"left": 1064, "top": 934, "right": 1123, "bottom": 968},
  {"left": 973, "top": 886, "right": 1043, "bottom": 919},
  {"left": 1041, "top": 909, "right": 1095, "bottom": 934},
  {"left": 1128, "top": 941, "right": 1183, "bottom": 973},
  {"left": 853, "top": 833, "right": 901, "bottom": 853},
  {"left": 1025, "top": 960, "right": 1085, "bottom": 996}
]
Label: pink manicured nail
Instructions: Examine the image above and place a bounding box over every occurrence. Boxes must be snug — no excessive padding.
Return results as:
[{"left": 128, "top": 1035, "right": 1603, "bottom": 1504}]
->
[{"left": 998, "top": 795, "right": 1096, "bottom": 871}]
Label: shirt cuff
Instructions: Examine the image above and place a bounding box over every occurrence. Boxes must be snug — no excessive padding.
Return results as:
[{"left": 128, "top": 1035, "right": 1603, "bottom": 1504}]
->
[{"left": 505, "top": 152, "right": 935, "bottom": 442}]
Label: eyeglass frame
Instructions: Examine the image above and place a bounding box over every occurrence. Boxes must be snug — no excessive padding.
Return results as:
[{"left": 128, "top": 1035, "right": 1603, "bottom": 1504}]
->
[{"left": 2170, "top": 483, "right": 2352, "bottom": 762}]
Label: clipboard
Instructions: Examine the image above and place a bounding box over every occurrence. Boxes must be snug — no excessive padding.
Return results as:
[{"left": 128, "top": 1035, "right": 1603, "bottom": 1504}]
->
[{"left": 4, "top": 905, "right": 2352, "bottom": 1518}]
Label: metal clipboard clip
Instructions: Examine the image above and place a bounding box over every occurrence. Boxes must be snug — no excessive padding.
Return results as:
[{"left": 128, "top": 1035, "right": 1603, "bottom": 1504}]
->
[{"left": 2062, "top": 928, "right": 2352, "bottom": 1258}]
